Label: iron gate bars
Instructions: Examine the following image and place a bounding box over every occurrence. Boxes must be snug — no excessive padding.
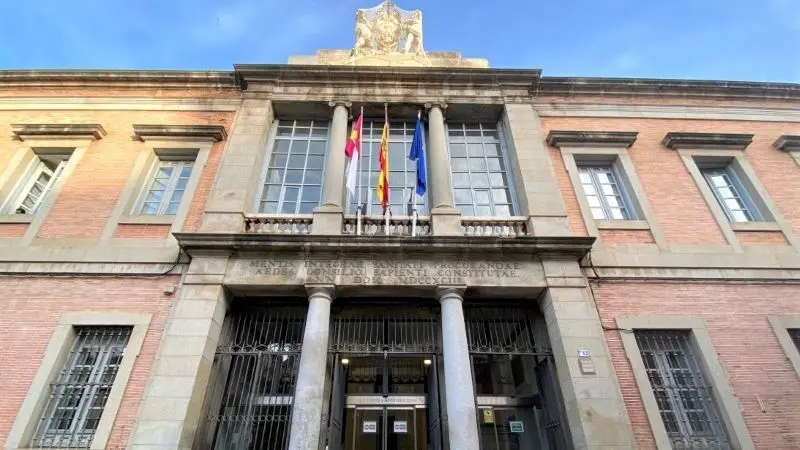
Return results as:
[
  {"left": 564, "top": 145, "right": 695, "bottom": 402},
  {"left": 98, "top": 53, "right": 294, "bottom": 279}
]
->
[
  {"left": 329, "top": 306, "right": 440, "bottom": 354},
  {"left": 464, "top": 306, "right": 548, "bottom": 355},
  {"left": 195, "top": 305, "right": 307, "bottom": 450}
]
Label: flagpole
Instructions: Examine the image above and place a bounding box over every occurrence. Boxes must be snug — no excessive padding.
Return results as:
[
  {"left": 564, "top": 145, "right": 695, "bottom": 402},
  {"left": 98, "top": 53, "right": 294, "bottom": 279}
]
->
[
  {"left": 356, "top": 105, "right": 364, "bottom": 236},
  {"left": 411, "top": 109, "right": 421, "bottom": 237}
]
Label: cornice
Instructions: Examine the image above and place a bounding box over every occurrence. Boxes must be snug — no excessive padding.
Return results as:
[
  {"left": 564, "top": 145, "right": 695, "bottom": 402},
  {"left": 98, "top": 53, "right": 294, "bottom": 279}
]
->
[
  {"left": 0, "top": 70, "right": 239, "bottom": 90},
  {"left": 662, "top": 132, "right": 754, "bottom": 150},
  {"left": 775, "top": 135, "right": 800, "bottom": 152},
  {"left": 546, "top": 130, "right": 638, "bottom": 148},
  {"left": 133, "top": 124, "right": 228, "bottom": 142},
  {"left": 11, "top": 123, "right": 106, "bottom": 141},
  {"left": 173, "top": 232, "right": 595, "bottom": 259}
]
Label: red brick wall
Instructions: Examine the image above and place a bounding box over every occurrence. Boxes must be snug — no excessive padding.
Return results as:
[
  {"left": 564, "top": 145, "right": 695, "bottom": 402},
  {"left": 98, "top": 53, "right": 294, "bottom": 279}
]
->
[
  {"left": 0, "top": 107, "right": 234, "bottom": 240},
  {"left": 599, "top": 229, "right": 656, "bottom": 244},
  {"left": 113, "top": 223, "right": 172, "bottom": 239},
  {"left": 0, "top": 224, "right": 28, "bottom": 238},
  {"left": 594, "top": 281, "right": 800, "bottom": 449},
  {"left": 736, "top": 230, "right": 789, "bottom": 246},
  {"left": 541, "top": 117, "right": 800, "bottom": 245},
  {"left": 0, "top": 275, "right": 179, "bottom": 448}
]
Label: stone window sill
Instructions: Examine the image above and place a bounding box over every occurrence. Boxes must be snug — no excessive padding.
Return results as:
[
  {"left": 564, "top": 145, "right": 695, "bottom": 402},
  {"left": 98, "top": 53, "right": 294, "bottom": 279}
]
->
[
  {"left": 0, "top": 214, "right": 34, "bottom": 224},
  {"left": 596, "top": 219, "right": 650, "bottom": 230},
  {"left": 730, "top": 221, "right": 781, "bottom": 231},
  {"left": 118, "top": 215, "right": 175, "bottom": 225}
]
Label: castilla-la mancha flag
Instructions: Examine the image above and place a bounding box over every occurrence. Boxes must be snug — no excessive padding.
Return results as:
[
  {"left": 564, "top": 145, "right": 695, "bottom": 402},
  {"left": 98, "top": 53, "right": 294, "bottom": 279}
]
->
[{"left": 344, "top": 112, "right": 363, "bottom": 198}]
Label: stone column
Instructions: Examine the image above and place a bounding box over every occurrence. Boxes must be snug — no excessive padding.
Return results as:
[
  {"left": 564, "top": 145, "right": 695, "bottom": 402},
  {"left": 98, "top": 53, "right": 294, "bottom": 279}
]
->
[
  {"left": 313, "top": 102, "right": 350, "bottom": 235},
  {"left": 540, "top": 259, "right": 636, "bottom": 449},
  {"left": 288, "top": 285, "right": 334, "bottom": 450},
  {"left": 131, "top": 256, "right": 229, "bottom": 449},
  {"left": 437, "top": 287, "right": 480, "bottom": 450},
  {"left": 426, "top": 103, "right": 462, "bottom": 235}
]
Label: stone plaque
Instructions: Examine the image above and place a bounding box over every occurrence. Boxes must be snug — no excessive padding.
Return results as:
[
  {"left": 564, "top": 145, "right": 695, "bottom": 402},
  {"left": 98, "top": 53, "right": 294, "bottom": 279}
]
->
[{"left": 226, "top": 253, "right": 545, "bottom": 288}]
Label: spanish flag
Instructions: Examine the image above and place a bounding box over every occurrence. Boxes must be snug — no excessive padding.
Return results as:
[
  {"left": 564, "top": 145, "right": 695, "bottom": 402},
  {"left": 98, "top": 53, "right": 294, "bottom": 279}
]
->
[{"left": 376, "top": 114, "right": 390, "bottom": 211}]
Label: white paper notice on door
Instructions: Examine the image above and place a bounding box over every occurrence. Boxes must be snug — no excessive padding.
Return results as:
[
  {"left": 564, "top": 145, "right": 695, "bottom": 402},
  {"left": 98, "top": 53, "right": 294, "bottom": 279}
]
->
[
  {"left": 393, "top": 421, "right": 408, "bottom": 433},
  {"left": 363, "top": 420, "right": 377, "bottom": 433}
]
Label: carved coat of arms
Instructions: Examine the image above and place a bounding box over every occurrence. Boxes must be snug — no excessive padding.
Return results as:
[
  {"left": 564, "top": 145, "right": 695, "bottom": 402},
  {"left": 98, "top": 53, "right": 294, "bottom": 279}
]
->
[{"left": 352, "top": 1, "right": 425, "bottom": 56}]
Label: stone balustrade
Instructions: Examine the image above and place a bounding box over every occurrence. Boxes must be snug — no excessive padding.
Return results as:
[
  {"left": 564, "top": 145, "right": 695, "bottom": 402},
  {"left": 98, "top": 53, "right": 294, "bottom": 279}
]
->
[
  {"left": 342, "top": 215, "right": 432, "bottom": 236},
  {"left": 244, "top": 214, "right": 313, "bottom": 234},
  {"left": 461, "top": 216, "right": 529, "bottom": 237}
]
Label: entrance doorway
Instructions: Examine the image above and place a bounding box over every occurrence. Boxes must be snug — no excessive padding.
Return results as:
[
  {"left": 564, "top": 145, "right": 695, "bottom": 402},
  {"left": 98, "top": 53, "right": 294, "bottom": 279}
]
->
[{"left": 344, "top": 406, "right": 428, "bottom": 450}]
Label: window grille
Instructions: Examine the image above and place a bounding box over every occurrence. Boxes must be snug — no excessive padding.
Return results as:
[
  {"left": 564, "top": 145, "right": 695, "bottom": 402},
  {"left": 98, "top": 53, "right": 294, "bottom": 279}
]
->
[
  {"left": 329, "top": 307, "right": 439, "bottom": 354},
  {"left": 348, "top": 120, "right": 428, "bottom": 215},
  {"left": 701, "top": 167, "right": 760, "bottom": 223},
  {"left": 259, "top": 120, "right": 328, "bottom": 214},
  {"left": 464, "top": 307, "right": 544, "bottom": 355},
  {"left": 577, "top": 165, "right": 634, "bottom": 220},
  {"left": 195, "top": 305, "right": 307, "bottom": 450},
  {"left": 139, "top": 160, "right": 194, "bottom": 215},
  {"left": 789, "top": 328, "right": 800, "bottom": 351},
  {"left": 31, "top": 326, "right": 131, "bottom": 449},
  {"left": 635, "top": 330, "right": 730, "bottom": 449},
  {"left": 447, "top": 123, "right": 516, "bottom": 217}
]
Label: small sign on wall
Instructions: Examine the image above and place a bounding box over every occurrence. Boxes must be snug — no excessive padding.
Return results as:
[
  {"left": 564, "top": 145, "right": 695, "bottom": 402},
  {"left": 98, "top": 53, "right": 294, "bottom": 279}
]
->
[
  {"left": 509, "top": 421, "right": 524, "bottom": 433},
  {"left": 363, "top": 420, "right": 377, "bottom": 433},
  {"left": 393, "top": 421, "right": 408, "bottom": 433},
  {"left": 482, "top": 409, "right": 495, "bottom": 424}
]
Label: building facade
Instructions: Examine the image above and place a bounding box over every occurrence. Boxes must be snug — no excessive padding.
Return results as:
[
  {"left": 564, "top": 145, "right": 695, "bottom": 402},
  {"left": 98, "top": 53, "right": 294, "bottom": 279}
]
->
[{"left": 1, "top": 3, "right": 800, "bottom": 450}]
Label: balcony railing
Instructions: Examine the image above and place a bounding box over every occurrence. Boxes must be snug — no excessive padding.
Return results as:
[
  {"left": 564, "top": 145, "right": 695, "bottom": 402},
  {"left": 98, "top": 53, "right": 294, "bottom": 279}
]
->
[
  {"left": 343, "top": 215, "right": 431, "bottom": 237},
  {"left": 461, "top": 216, "right": 529, "bottom": 237},
  {"left": 244, "top": 214, "right": 313, "bottom": 235}
]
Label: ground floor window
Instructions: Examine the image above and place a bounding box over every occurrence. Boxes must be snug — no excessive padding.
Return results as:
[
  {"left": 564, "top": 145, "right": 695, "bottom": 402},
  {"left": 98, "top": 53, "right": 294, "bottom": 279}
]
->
[{"left": 195, "top": 303, "right": 307, "bottom": 450}]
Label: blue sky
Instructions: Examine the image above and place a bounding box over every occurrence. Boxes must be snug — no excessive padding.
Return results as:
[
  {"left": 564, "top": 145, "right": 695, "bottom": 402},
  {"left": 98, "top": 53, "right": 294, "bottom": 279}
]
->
[{"left": 0, "top": 0, "right": 798, "bottom": 82}]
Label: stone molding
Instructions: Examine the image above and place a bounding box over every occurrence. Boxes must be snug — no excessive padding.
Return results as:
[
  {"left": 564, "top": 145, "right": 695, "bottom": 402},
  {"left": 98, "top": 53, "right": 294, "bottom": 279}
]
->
[
  {"left": 132, "top": 124, "right": 228, "bottom": 142},
  {"left": 775, "top": 135, "right": 800, "bottom": 152},
  {"left": 0, "top": 69, "right": 238, "bottom": 90},
  {"left": 546, "top": 130, "right": 638, "bottom": 148},
  {"left": 11, "top": 123, "right": 106, "bottom": 141},
  {"left": 662, "top": 132, "right": 753, "bottom": 150},
  {"left": 534, "top": 103, "right": 800, "bottom": 122}
]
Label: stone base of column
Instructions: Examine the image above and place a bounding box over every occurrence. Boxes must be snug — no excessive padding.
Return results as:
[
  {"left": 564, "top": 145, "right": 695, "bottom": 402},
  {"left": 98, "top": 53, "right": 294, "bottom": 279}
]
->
[
  {"left": 431, "top": 207, "right": 462, "bottom": 236},
  {"left": 311, "top": 205, "right": 344, "bottom": 235}
]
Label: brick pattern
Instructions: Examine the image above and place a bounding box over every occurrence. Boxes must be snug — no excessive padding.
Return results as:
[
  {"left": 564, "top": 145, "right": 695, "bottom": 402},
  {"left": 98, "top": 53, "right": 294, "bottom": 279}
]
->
[
  {"left": 541, "top": 117, "right": 800, "bottom": 245},
  {"left": 594, "top": 282, "right": 800, "bottom": 449},
  {"left": 548, "top": 147, "right": 588, "bottom": 236},
  {"left": 113, "top": 223, "right": 172, "bottom": 239},
  {"left": 0, "top": 275, "right": 179, "bottom": 449},
  {"left": 0, "top": 108, "right": 234, "bottom": 240},
  {"left": 599, "top": 229, "right": 655, "bottom": 244},
  {"left": 736, "top": 230, "right": 789, "bottom": 246},
  {"left": 0, "top": 223, "right": 28, "bottom": 238}
]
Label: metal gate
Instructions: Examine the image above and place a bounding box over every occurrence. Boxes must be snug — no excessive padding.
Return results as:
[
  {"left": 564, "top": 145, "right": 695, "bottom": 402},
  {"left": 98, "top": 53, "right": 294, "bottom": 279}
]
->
[
  {"left": 465, "top": 306, "right": 572, "bottom": 450},
  {"left": 195, "top": 304, "right": 307, "bottom": 450}
]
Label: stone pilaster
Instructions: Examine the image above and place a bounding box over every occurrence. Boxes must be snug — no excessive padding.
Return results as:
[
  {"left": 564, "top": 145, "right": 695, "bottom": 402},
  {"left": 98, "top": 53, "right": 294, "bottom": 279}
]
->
[
  {"left": 201, "top": 98, "right": 274, "bottom": 232},
  {"left": 426, "top": 103, "right": 461, "bottom": 236},
  {"left": 131, "top": 256, "right": 230, "bottom": 449},
  {"left": 437, "top": 287, "right": 480, "bottom": 450},
  {"left": 313, "top": 102, "right": 350, "bottom": 235},
  {"left": 540, "top": 259, "right": 636, "bottom": 450},
  {"left": 287, "top": 285, "right": 334, "bottom": 450},
  {"left": 502, "top": 104, "right": 571, "bottom": 236}
]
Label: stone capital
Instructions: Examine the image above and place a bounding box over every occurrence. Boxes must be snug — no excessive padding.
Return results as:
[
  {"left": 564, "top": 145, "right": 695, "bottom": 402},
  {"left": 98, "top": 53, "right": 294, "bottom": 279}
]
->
[
  {"left": 306, "top": 284, "right": 335, "bottom": 301},
  {"left": 424, "top": 102, "right": 448, "bottom": 111},
  {"left": 328, "top": 101, "right": 352, "bottom": 109},
  {"left": 436, "top": 285, "right": 466, "bottom": 303}
]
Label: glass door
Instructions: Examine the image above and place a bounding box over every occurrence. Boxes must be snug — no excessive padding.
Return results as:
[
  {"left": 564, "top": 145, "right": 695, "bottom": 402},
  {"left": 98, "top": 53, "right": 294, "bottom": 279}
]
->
[
  {"left": 385, "top": 408, "right": 415, "bottom": 450},
  {"left": 349, "top": 408, "right": 383, "bottom": 450}
]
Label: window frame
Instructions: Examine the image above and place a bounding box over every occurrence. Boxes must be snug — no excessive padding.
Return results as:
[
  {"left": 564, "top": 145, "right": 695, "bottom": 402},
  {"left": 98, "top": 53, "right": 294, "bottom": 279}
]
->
[
  {"left": 135, "top": 159, "right": 195, "bottom": 216},
  {"left": 700, "top": 165, "right": 763, "bottom": 223},
  {"left": 255, "top": 119, "right": 330, "bottom": 215},
  {"left": 616, "top": 316, "right": 754, "bottom": 450},
  {"left": 577, "top": 164, "right": 637, "bottom": 221},
  {"left": 768, "top": 315, "right": 800, "bottom": 378},
  {"left": 446, "top": 121, "right": 520, "bottom": 217},
  {"left": 5, "top": 313, "right": 150, "bottom": 450}
]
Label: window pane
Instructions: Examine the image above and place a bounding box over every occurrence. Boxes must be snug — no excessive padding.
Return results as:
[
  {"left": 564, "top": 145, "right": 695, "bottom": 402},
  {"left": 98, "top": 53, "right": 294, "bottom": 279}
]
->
[
  {"left": 281, "top": 200, "right": 297, "bottom": 214},
  {"left": 283, "top": 187, "right": 299, "bottom": 203},
  {"left": 304, "top": 170, "right": 322, "bottom": 185},
  {"left": 471, "top": 173, "right": 489, "bottom": 187},
  {"left": 475, "top": 205, "right": 492, "bottom": 216},
  {"left": 288, "top": 154, "right": 306, "bottom": 168},
  {"left": 453, "top": 173, "right": 470, "bottom": 188},
  {"left": 468, "top": 158, "right": 486, "bottom": 172},
  {"left": 141, "top": 203, "right": 159, "bottom": 215},
  {"left": 457, "top": 204, "right": 475, "bottom": 215},
  {"left": 467, "top": 143, "right": 484, "bottom": 157},
  {"left": 298, "top": 202, "right": 316, "bottom": 214},
  {"left": 489, "top": 172, "right": 507, "bottom": 188},
  {"left": 454, "top": 189, "right": 472, "bottom": 204},
  {"left": 731, "top": 210, "right": 749, "bottom": 222},
  {"left": 494, "top": 204, "right": 511, "bottom": 217},
  {"left": 267, "top": 169, "right": 284, "bottom": 184},
  {"left": 451, "top": 158, "right": 469, "bottom": 172},
  {"left": 165, "top": 202, "right": 180, "bottom": 215},
  {"left": 492, "top": 189, "right": 509, "bottom": 203},
  {"left": 483, "top": 143, "right": 500, "bottom": 156},
  {"left": 486, "top": 158, "right": 502, "bottom": 171},
  {"left": 591, "top": 207, "right": 606, "bottom": 219},
  {"left": 449, "top": 143, "right": 466, "bottom": 157},
  {"left": 285, "top": 170, "right": 303, "bottom": 184},
  {"left": 474, "top": 190, "right": 491, "bottom": 204},
  {"left": 308, "top": 141, "right": 326, "bottom": 155},
  {"left": 306, "top": 155, "right": 324, "bottom": 170}
]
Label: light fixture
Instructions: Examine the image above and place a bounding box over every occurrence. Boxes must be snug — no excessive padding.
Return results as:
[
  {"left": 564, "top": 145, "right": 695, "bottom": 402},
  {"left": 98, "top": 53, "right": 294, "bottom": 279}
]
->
[
  {"left": 423, "top": 359, "right": 432, "bottom": 366},
  {"left": 341, "top": 358, "right": 350, "bottom": 365}
]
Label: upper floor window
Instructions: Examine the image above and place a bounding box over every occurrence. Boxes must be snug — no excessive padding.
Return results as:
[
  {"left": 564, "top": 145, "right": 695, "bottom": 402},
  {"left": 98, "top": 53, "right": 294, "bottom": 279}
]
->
[
  {"left": 701, "top": 166, "right": 762, "bottom": 223},
  {"left": 447, "top": 123, "right": 516, "bottom": 217},
  {"left": 138, "top": 159, "right": 194, "bottom": 216},
  {"left": 258, "top": 120, "right": 328, "bottom": 214},
  {"left": 32, "top": 326, "right": 131, "bottom": 448},
  {"left": 6, "top": 153, "right": 70, "bottom": 215},
  {"left": 578, "top": 165, "right": 635, "bottom": 220},
  {"left": 348, "top": 121, "right": 428, "bottom": 215},
  {"left": 789, "top": 328, "right": 800, "bottom": 352},
  {"left": 635, "top": 330, "right": 730, "bottom": 449}
]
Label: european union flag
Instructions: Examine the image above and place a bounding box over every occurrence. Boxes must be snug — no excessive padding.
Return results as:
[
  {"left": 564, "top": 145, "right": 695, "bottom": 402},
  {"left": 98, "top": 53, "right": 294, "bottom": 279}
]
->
[{"left": 408, "top": 117, "right": 427, "bottom": 196}]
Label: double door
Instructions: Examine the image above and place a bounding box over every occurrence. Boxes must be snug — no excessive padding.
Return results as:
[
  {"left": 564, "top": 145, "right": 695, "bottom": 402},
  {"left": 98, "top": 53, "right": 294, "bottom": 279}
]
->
[{"left": 345, "top": 406, "right": 427, "bottom": 450}]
